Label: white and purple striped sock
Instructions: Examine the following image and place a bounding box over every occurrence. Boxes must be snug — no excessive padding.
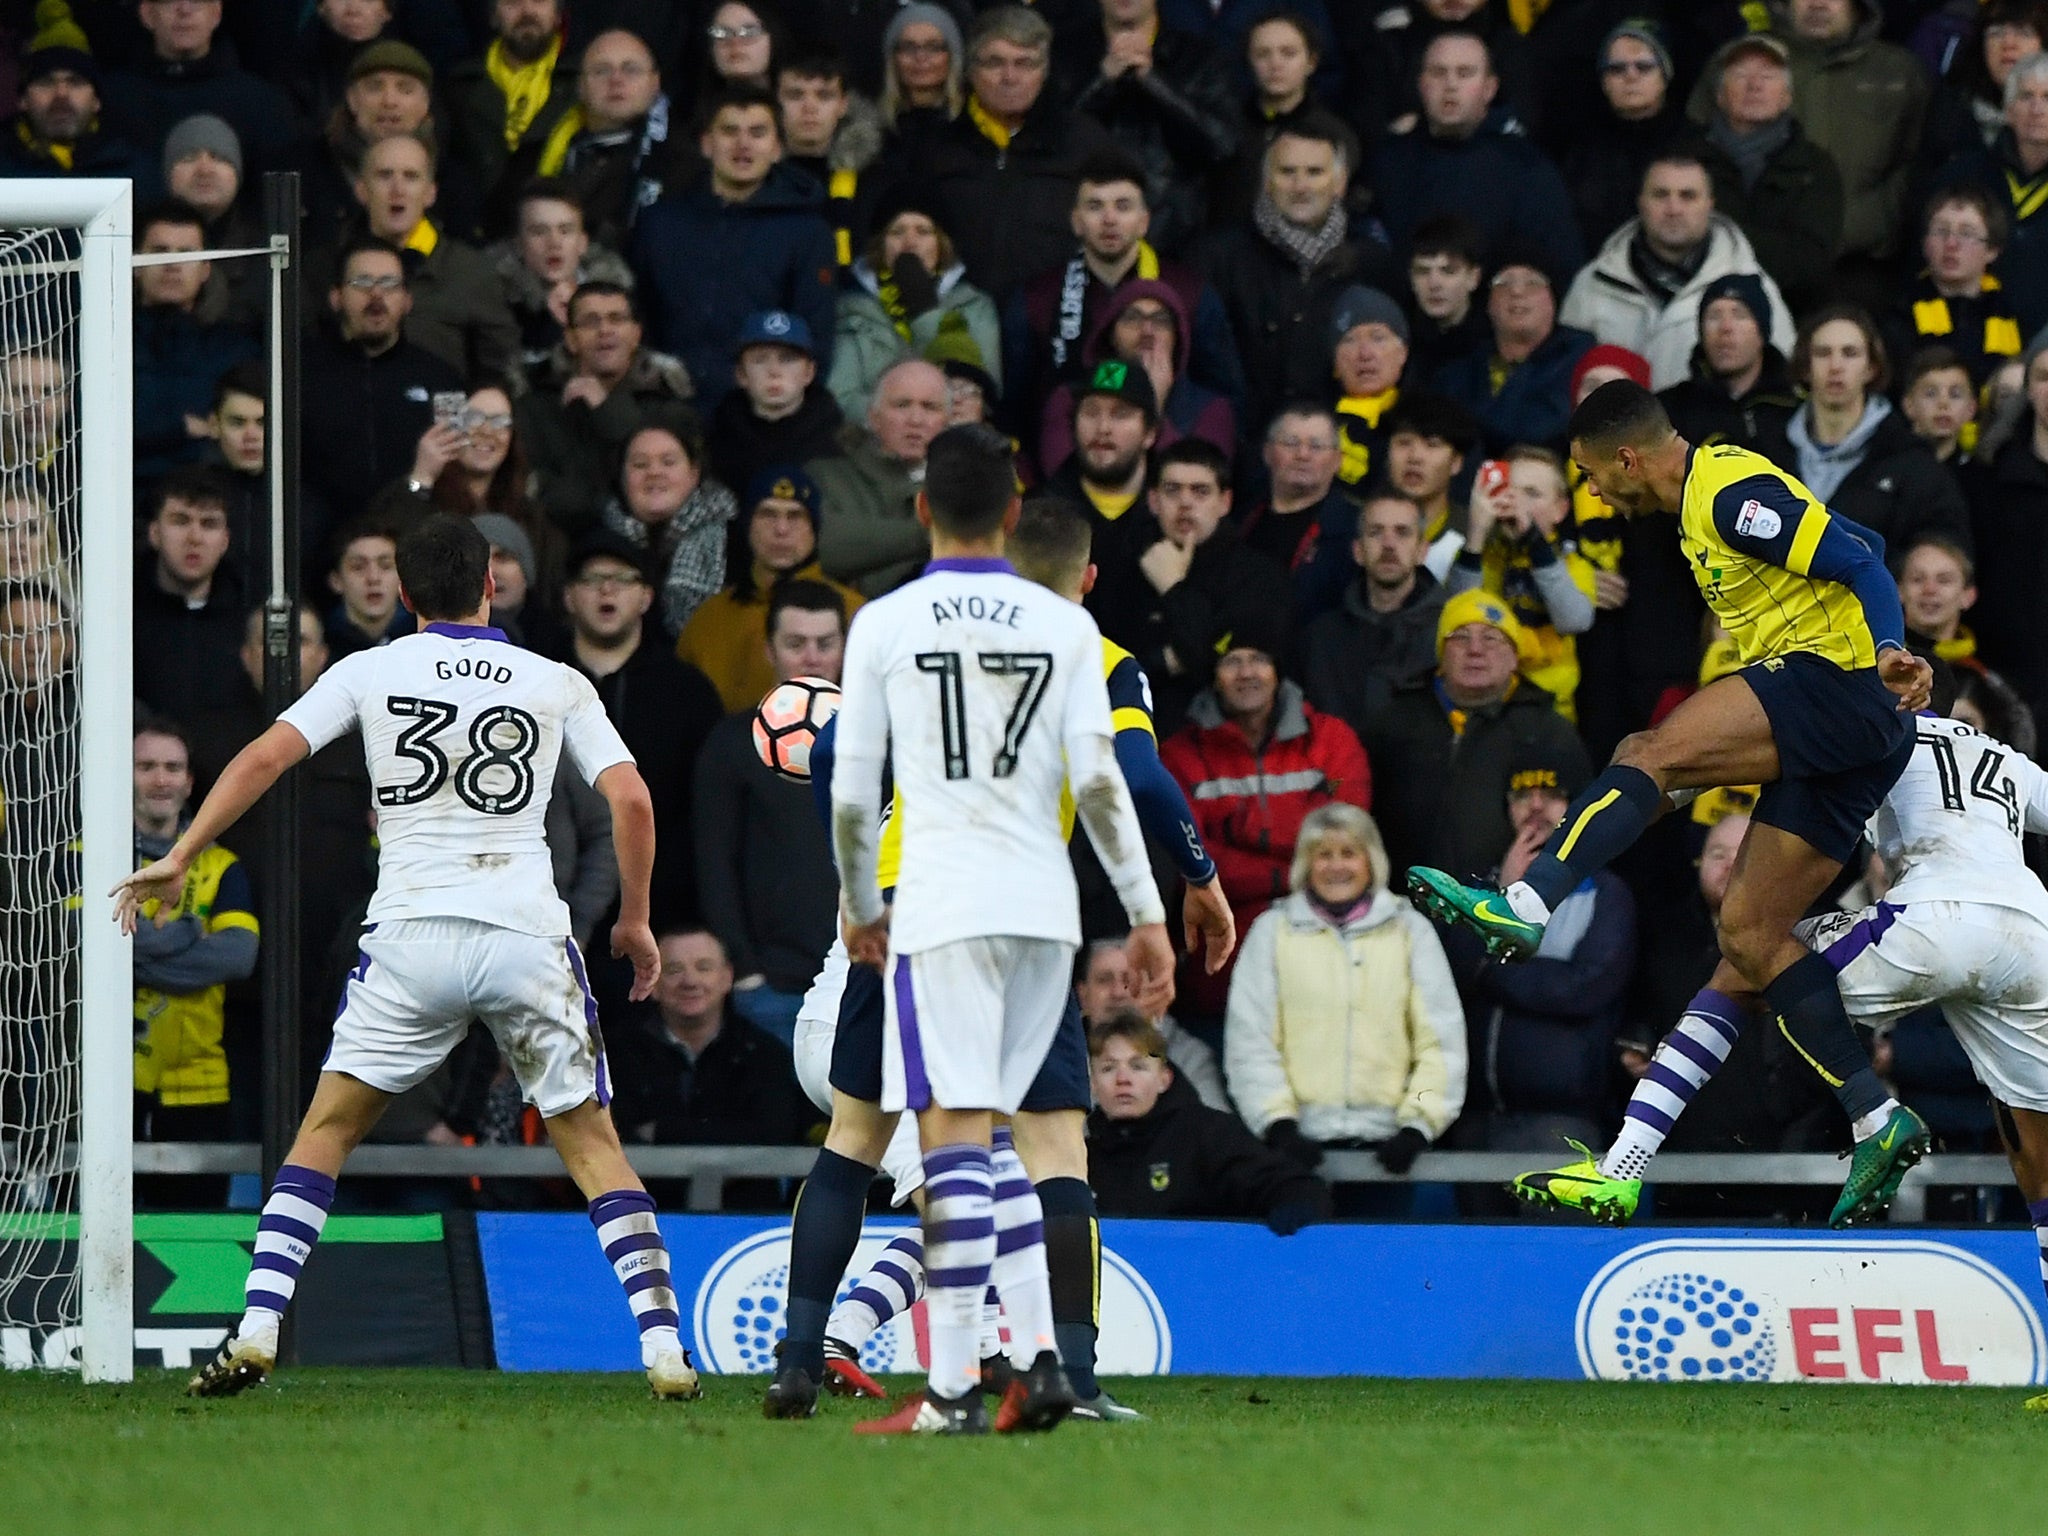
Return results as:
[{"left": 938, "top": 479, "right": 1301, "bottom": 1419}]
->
[
  {"left": 989, "top": 1125, "right": 1056, "bottom": 1367},
  {"left": 1602, "top": 989, "right": 1746, "bottom": 1181},
  {"left": 238, "top": 1163, "right": 336, "bottom": 1344},
  {"left": 826, "top": 1231, "right": 924, "bottom": 1349},
  {"left": 589, "top": 1189, "right": 681, "bottom": 1365},
  {"left": 921, "top": 1143, "right": 995, "bottom": 1400}
]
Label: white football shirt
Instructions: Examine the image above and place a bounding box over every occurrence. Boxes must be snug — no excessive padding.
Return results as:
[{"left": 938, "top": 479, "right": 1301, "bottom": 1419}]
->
[
  {"left": 1872, "top": 715, "right": 2048, "bottom": 917},
  {"left": 279, "top": 623, "right": 633, "bottom": 936},
  {"left": 832, "top": 557, "right": 1162, "bottom": 951}
]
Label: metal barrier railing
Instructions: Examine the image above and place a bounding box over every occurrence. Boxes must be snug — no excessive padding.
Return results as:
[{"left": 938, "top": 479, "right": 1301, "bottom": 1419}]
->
[{"left": 129, "top": 1144, "right": 2018, "bottom": 1218}]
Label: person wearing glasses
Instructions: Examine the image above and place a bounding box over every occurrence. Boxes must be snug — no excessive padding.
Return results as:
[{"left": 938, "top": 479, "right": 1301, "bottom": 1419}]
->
[
  {"left": 700, "top": 1, "right": 785, "bottom": 93},
  {"left": 302, "top": 237, "right": 467, "bottom": 523},
  {"left": 877, "top": 1, "right": 966, "bottom": 158},
  {"left": 561, "top": 529, "right": 727, "bottom": 931},
  {"left": 1886, "top": 188, "right": 2023, "bottom": 387},
  {"left": 1692, "top": 34, "right": 1844, "bottom": 320},
  {"left": 1556, "top": 20, "right": 1684, "bottom": 259}
]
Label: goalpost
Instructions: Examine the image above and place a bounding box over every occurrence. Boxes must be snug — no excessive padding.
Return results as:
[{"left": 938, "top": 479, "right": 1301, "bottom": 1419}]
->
[{"left": 0, "top": 181, "right": 132, "bottom": 1382}]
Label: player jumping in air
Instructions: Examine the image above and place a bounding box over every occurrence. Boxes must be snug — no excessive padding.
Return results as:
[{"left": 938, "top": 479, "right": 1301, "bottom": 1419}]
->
[
  {"left": 113, "top": 515, "right": 697, "bottom": 1401},
  {"left": 769, "top": 500, "right": 1233, "bottom": 1425},
  {"left": 829, "top": 425, "right": 1177, "bottom": 1435},
  {"left": 1514, "top": 704, "right": 2048, "bottom": 1371},
  {"left": 1408, "top": 381, "right": 1936, "bottom": 1228}
]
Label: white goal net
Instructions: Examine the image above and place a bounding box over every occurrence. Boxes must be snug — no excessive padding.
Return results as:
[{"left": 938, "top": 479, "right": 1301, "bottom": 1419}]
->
[{"left": 0, "top": 185, "right": 133, "bottom": 1381}]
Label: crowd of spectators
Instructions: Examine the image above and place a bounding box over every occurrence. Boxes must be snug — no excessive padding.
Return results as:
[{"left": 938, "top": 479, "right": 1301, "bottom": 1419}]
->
[{"left": 7, "top": 0, "right": 2043, "bottom": 1218}]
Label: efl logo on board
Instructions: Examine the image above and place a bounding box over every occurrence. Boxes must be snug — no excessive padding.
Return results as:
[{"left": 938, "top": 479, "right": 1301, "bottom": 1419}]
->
[{"left": 1575, "top": 1238, "right": 2044, "bottom": 1385}]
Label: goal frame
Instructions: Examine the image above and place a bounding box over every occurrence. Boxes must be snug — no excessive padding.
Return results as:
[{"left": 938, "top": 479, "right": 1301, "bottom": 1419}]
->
[{"left": 0, "top": 179, "right": 136, "bottom": 1382}]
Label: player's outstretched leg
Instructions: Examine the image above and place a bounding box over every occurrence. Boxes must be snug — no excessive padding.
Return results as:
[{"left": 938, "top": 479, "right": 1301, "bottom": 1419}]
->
[
  {"left": 821, "top": 1229, "right": 923, "bottom": 1400},
  {"left": 768, "top": 1147, "right": 878, "bottom": 1417},
  {"left": 987, "top": 1125, "right": 1075, "bottom": 1433},
  {"left": 856, "top": 1141, "right": 994, "bottom": 1435},
  {"left": 188, "top": 1163, "right": 336, "bottom": 1397},
  {"left": 1511, "top": 988, "right": 1749, "bottom": 1223}
]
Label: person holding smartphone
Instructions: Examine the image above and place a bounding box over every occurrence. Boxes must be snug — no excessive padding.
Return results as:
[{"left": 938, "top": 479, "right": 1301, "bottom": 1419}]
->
[{"left": 1446, "top": 446, "right": 1597, "bottom": 719}]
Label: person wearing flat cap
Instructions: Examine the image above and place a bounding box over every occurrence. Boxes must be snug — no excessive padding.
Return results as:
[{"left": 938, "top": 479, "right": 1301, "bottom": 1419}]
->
[
  {"left": 1361, "top": 586, "right": 1590, "bottom": 885},
  {"left": 1432, "top": 739, "right": 1638, "bottom": 1204},
  {"left": 0, "top": 2, "right": 148, "bottom": 182}
]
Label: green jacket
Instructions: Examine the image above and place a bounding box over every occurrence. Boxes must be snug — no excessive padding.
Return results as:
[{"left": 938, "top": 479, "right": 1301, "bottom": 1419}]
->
[
  {"left": 406, "top": 231, "right": 523, "bottom": 385},
  {"left": 808, "top": 423, "right": 928, "bottom": 597},
  {"left": 827, "top": 259, "right": 1002, "bottom": 421}
]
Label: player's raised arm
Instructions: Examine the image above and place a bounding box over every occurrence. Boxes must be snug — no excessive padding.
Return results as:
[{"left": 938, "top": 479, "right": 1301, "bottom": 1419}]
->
[
  {"left": 1710, "top": 476, "right": 1929, "bottom": 708},
  {"left": 830, "top": 612, "right": 890, "bottom": 963},
  {"left": 112, "top": 719, "right": 310, "bottom": 933}
]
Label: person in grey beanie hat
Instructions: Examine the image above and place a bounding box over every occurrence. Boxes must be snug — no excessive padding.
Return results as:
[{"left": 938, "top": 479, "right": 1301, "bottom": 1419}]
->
[
  {"left": 472, "top": 512, "right": 537, "bottom": 596},
  {"left": 162, "top": 113, "right": 243, "bottom": 188},
  {"left": 1330, "top": 285, "right": 1409, "bottom": 349},
  {"left": 879, "top": 3, "right": 966, "bottom": 127}
]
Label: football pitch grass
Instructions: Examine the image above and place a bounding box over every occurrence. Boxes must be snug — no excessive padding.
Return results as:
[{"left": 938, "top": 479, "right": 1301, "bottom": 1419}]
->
[{"left": 3, "top": 1370, "right": 2041, "bottom": 1536}]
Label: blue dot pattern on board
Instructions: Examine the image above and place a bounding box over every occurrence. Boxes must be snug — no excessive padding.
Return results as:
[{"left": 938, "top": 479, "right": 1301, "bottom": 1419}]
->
[
  {"left": 1611, "top": 1273, "right": 1774, "bottom": 1382},
  {"left": 725, "top": 1259, "right": 909, "bottom": 1374}
]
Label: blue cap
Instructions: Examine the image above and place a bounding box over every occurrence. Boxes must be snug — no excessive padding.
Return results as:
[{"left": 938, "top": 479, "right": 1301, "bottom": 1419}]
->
[{"left": 734, "top": 310, "right": 816, "bottom": 359}]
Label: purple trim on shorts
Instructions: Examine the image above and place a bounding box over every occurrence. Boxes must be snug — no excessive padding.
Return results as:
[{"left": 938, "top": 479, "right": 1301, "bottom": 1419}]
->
[
  {"left": 893, "top": 955, "right": 932, "bottom": 1111},
  {"left": 1821, "top": 901, "right": 1903, "bottom": 974},
  {"left": 924, "top": 557, "right": 1016, "bottom": 575},
  {"left": 422, "top": 622, "right": 510, "bottom": 642},
  {"left": 564, "top": 938, "right": 609, "bottom": 1108}
]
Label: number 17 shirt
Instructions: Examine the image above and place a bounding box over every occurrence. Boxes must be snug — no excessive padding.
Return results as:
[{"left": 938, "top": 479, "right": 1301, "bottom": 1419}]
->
[
  {"left": 278, "top": 621, "right": 633, "bottom": 937},
  {"left": 832, "top": 557, "right": 1156, "bottom": 954}
]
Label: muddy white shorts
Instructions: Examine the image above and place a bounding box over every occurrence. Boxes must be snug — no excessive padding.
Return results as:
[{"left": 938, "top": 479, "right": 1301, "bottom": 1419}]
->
[
  {"left": 793, "top": 940, "right": 925, "bottom": 1207},
  {"left": 1801, "top": 899, "right": 2048, "bottom": 1111},
  {"left": 325, "top": 915, "right": 608, "bottom": 1119},
  {"left": 881, "top": 935, "right": 1075, "bottom": 1115}
]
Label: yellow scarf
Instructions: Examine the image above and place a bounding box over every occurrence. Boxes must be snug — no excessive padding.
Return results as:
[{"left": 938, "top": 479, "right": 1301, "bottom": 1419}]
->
[
  {"left": 1335, "top": 388, "right": 1399, "bottom": 485},
  {"left": 1504, "top": 0, "right": 1552, "bottom": 31},
  {"left": 403, "top": 218, "right": 439, "bottom": 257},
  {"left": 1133, "top": 240, "right": 1161, "bottom": 280},
  {"left": 16, "top": 117, "right": 73, "bottom": 170},
  {"left": 537, "top": 105, "right": 586, "bottom": 178},
  {"left": 486, "top": 35, "right": 562, "bottom": 151},
  {"left": 968, "top": 95, "right": 1012, "bottom": 150},
  {"left": 1936, "top": 629, "right": 1979, "bottom": 664}
]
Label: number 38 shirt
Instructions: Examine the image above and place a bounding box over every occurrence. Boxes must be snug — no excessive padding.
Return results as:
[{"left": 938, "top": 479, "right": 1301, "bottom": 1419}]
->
[
  {"left": 278, "top": 622, "right": 633, "bottom": 937},
  {"left": 832, "top": 557, "right": 1161, "bottom": 954}
]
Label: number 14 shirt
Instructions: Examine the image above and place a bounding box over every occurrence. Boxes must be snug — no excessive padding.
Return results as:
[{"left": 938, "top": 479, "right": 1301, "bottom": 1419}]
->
[{"left": 278, "top": 621, "right": 632, "bottom": 937}]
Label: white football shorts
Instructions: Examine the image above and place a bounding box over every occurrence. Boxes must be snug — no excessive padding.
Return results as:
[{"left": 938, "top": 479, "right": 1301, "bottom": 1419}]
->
[
  {"left": 793, "top": 941, "right": 924, "bottom": 1207},
  {"left": 325, "top": 915, "right": 607, "bottom": 1119},
  {"left": 881, "top": 935, "right": 1075, "bottom": 1115},
  {"left": 1800, "top": 899, "right": 2048, "bottom": 1111}
]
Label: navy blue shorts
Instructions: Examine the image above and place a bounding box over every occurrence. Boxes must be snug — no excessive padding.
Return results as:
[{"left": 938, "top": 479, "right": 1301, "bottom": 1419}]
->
[
  {"left": 828, "top": 961, "right": 1089, "bottom": 1113},
  {"left": 1742, "top": 653, "right": 1914, "bottom": 863}
]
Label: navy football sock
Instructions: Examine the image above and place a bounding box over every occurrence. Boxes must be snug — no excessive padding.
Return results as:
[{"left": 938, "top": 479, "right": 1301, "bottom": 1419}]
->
[
  {"left": 1037, "top": 1177, "right": 1100, "bottom": 1399},
  {"left": 1519, "top": 764, "right": 1665, "bottom": 911},
  {"left": 1765, "top": 952, "right": 1892, "bottom": 1122},
  {"left": 782, "top": 1148, "right": 874, "bottom": 1377}
]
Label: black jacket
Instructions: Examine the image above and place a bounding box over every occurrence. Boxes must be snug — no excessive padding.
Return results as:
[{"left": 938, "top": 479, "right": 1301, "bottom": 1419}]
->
[
  {"left": 1656, "top": 350, "right": 1799, "bottom": 459},
  {"left": 691, "top": 714, "right": 839, "bottom": 994},
  {"left": 132, "top": 565, "right": 247, "bottom": 726},
  {"left": 1558, "top": 104, "right": 1687, "bottom": 259},
  {"left": 1364, "top": 677, "right": 1590, "bottom": 880},
  {"left": 1197, "top": 220, "right": 1397, "bottom": 436},
  {"left": 572, "top": 630, "right": 728, "bottom": 930},
  {"left": 101, "top": 37, "right": 297, "bottom": 174},
  {"left": 606, "top": 1009, "right": 814, "bottom": 1146},
  {"left": 1368, "top": 107, "right": 1585, "bottom": 279},
  {"left": 1799, "top": 407, "right": 1971, "bottom": 556},
  {"left": 1692, "top": 121, "right": 1844, "bottom": 318},
  {"left": 1966, "top": 438, "right": 2048, "bottom": 730},
  {"left": 1304, "top": 569, "right": 1447, "bottom": 745},
  {"left": 1087, "top": 1075, "right": 1330, "bottom": 1220},
  {"left": 1061, "top": 24, "right": 1240, "bottom": 255},
  {"left": 915, "top": 93, "right": 1116, "bottom": 299},
  {"left": 705, "top": 385, "right": 846, "bottom": 508},
  {"left": 300, "top": 324, "right": 466, "bottom": 525}
]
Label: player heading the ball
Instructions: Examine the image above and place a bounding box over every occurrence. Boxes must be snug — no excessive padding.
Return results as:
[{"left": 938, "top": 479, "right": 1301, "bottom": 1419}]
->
[
  {"left": 830, "top": 424, "right": 1175, "bottom": 1435},
  {"left": 114, "top": 514, "right": 699, "bottom": 1404}
]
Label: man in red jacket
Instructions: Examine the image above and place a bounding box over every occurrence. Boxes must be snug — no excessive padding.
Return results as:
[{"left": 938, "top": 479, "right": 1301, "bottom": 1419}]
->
[{"left": 1159, "top": 610, "right": 1370, "bottom": 1024}]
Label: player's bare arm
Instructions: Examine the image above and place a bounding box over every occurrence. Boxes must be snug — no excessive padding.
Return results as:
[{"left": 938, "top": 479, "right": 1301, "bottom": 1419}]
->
[
  {"left": 595, "top": 760, "right": 660, "bottom": 1000},
  {"left": 1182, "top": 876, "right": 1235, "bottom": 975},
  {"left": 112, "top": 720, "right": 310, "bottom": 933},
  {"left": 1878, "top": 646, "right": 1934, "bottom": 712}
]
